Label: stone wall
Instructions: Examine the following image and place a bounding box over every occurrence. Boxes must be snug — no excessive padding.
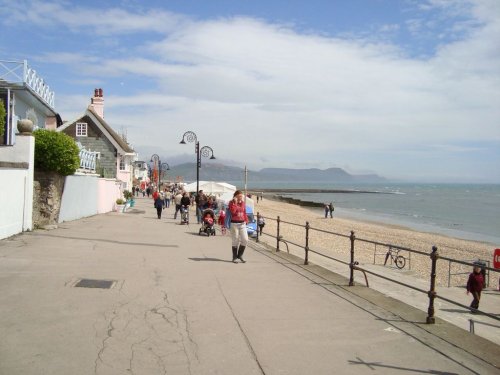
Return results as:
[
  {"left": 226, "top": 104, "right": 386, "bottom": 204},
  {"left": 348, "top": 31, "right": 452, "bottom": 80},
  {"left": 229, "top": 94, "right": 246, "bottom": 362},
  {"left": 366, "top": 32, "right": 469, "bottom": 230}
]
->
[{"left": 33, "top": 170, "right": 65, "bottom": 228}]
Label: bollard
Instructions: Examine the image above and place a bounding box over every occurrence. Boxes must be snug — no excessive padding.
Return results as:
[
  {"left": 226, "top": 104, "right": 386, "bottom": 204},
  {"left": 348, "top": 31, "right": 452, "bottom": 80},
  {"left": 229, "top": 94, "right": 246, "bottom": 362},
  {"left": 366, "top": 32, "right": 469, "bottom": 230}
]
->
[
  {"left": 304, "top": 221, "right": 310, "bottom": 265},
  {"left": 276, "top": 216, "right": 280, "bottom": 252},
  {"left": 426, "top": 246, "right": 439, "bottom": 324},
  {"left": 349, "top": 231, "right": 355, "bottom": 286}
]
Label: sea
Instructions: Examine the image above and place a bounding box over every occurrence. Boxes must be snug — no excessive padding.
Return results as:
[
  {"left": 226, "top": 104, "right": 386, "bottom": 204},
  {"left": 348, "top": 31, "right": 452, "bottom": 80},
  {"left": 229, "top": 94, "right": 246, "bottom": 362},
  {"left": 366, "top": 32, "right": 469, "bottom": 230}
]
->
[{"left": 242, "top": 182, "right": 500, "bottom": 246}]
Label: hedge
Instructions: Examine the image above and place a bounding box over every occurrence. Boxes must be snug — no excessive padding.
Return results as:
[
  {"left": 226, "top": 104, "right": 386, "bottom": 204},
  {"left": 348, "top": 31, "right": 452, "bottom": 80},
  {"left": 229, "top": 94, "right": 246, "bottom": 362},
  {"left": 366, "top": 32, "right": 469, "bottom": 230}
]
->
[{"left": 33, "top": 129, "right": 80, "bottom": 176}]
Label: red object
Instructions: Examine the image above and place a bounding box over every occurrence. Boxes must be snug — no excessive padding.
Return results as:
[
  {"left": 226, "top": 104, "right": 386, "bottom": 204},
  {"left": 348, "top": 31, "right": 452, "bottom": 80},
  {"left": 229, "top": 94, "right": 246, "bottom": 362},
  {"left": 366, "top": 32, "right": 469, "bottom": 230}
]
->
[{"left": 493, "top": 248, "right": 500, "bottom": 269}]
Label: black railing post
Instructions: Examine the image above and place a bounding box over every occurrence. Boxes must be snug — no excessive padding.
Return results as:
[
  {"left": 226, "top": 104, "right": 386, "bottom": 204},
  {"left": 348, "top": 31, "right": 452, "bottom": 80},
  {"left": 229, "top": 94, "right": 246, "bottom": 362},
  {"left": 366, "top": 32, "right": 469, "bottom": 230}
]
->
[
  {"left": 276, "top": 216, "right": 280, "bottom": 252},
  {"left": 426, "top": 246, "right": 439, "bottom": 324},
  {"left": 349, "top": 231, "right": 355, "bottom": 286},
  {"left": 304, "top": 221, "right": 310, "bottom": 265}
]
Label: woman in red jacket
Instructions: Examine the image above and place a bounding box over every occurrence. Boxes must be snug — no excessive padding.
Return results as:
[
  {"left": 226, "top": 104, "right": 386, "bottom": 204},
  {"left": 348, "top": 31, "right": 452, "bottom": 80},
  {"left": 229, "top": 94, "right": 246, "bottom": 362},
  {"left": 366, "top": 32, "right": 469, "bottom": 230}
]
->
[
  {"left": 227, "top": 190, "right": 248, "bottom": 263},
  {"left": 467, "top": 264, "right": 485, "bottom": 310}
]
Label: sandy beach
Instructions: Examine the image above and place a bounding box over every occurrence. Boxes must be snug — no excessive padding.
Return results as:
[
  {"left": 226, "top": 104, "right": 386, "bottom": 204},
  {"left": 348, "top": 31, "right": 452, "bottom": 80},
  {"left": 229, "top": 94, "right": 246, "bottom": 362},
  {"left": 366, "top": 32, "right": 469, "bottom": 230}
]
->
[{"left": 253, "top": 195, "right": 496, "bottom": 288}]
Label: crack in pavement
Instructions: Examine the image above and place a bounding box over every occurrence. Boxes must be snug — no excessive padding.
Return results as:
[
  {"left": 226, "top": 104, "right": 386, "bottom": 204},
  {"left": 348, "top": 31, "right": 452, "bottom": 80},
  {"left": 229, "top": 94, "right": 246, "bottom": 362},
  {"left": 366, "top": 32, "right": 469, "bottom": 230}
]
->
[{"left": 215, "top": 277, "right": 266, "bottom": 375}]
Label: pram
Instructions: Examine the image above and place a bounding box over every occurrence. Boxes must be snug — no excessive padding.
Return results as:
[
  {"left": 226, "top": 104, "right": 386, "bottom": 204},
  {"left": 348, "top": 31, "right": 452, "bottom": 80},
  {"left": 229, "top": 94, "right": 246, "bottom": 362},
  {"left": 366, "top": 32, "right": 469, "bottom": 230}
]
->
[
  {"left": 180, "top": 205, "right": 189, "bottom": 225},
  {"left": 198, "top": 208, "right": 216, "bottom": 236}
]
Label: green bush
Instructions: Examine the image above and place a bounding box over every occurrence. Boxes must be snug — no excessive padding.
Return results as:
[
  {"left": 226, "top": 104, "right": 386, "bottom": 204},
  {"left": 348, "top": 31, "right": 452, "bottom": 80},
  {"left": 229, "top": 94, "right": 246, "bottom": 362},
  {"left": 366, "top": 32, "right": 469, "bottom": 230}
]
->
[
  {"left": 33, "top": 129, "right": 80, "bottom": 176},
  {"left": 0, "top": 100, "right": 6, "bottom": 138}
]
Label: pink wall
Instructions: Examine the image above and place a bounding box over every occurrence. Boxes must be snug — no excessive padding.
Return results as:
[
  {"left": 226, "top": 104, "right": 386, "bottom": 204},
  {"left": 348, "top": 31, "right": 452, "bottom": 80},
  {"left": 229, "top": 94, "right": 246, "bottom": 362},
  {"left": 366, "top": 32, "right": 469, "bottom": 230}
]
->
[{"left": 97, "top": 178, "right": 122, "bottom": 214}]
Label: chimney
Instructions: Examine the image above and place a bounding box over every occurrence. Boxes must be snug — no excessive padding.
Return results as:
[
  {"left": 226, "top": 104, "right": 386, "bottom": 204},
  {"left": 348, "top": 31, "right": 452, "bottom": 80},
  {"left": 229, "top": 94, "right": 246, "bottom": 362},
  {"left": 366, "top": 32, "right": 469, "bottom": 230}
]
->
[{"left": 90, "top": 88, "right": 104, "bottom": 118}]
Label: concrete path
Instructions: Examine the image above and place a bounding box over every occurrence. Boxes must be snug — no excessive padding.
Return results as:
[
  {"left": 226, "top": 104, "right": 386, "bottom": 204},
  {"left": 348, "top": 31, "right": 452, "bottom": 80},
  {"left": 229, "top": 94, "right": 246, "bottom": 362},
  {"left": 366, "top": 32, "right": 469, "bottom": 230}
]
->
[{"left": 0, "top": 198, "right": 498, "bottom": 374}]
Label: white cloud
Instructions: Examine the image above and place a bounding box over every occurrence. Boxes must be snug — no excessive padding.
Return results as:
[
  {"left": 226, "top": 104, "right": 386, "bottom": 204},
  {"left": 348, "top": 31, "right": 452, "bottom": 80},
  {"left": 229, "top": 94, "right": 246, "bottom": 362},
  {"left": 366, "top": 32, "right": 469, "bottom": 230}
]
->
[{"left": 2, "top": 0, "right": 498, "bottom": 180}]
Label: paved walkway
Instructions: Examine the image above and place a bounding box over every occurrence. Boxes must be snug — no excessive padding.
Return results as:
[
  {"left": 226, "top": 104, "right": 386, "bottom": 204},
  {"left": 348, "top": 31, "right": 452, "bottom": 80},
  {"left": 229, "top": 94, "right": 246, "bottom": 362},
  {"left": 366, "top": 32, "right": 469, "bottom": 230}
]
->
[{"left": 0, "top": 198, "right": 498, "bottom": 374}]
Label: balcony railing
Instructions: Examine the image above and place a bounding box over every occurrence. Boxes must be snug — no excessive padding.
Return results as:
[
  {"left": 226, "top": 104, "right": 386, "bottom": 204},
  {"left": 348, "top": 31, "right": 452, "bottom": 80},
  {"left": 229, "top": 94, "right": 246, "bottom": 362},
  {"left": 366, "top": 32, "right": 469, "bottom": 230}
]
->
[
  {"left": 76, "top": 143, "right": 98, "bottom": 173},
  {"left": 0, "top": 59, "right": 55, "bottom": 109}
]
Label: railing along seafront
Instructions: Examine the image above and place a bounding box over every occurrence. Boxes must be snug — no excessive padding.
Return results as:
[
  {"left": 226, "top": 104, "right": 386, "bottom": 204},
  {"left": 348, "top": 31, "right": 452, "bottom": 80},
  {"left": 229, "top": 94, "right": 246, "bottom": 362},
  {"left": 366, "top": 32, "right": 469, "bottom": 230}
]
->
[{"left": 254, "top": 216, "right": 500, "bottom": 330}]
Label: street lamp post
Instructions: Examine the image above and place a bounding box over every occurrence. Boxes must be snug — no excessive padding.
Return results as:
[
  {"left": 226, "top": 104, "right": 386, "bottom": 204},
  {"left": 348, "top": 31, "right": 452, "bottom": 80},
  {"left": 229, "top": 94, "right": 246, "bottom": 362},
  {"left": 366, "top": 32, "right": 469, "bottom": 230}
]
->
[
  {"left": 179, "top": 131, "right": 216, "bottom": 194},
  {"left": 160, "top": 162, "right": 170, "bottom": 183},
  {"left": 150, "top": 154, "right": 161, "bottom": 188}
]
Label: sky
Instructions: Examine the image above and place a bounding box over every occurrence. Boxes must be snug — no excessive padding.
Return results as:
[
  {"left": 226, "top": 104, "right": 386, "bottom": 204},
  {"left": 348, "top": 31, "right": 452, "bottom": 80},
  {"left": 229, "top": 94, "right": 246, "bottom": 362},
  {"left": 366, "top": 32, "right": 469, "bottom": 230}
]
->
[{"left": 1, "top": 0, "right": 499, "bottom": 182}]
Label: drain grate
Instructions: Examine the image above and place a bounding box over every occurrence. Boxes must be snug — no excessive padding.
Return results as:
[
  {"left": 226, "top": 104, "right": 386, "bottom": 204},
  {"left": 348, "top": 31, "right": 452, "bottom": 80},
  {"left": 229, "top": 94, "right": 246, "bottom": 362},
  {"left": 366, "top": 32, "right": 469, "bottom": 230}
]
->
[{"left": 74, "top": 279, "right": 115, "bottom": 289}]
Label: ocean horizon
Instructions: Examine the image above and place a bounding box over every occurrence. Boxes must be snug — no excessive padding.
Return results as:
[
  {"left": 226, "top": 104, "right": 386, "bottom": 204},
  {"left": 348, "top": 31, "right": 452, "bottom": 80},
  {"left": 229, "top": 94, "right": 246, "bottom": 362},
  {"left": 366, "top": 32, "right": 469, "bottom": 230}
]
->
[{"left": 238, "top": 182, "right": 500, "bottom": 246}]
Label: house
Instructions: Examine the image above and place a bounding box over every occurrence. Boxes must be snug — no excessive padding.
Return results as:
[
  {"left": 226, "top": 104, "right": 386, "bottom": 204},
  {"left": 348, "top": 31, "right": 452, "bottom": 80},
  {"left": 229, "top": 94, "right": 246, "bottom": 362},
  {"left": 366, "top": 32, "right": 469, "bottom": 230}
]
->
[
  {"left": 57, "top": 89, "right": 137, "bottom": 190},
  {"left": 0, "top": 59, "right": 61, "bottom": 145},
  {"left": 133, "top": 161, "right": 150, "bottom": 190}
]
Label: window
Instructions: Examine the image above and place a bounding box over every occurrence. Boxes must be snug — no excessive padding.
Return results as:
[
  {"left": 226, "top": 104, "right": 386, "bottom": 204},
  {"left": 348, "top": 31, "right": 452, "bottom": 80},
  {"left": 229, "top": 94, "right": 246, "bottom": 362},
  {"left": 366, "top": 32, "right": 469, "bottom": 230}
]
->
[
  {"left": 76, "top": 122, "right": 87, "bottom": 136},
  {"left": 119, "top": 157, "right": 126, "bottom": 171}
]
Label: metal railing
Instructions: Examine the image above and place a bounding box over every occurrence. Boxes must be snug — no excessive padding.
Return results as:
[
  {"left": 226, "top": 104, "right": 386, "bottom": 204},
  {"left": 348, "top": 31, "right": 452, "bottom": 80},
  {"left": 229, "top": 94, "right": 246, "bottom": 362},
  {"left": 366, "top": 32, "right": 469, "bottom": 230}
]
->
[
  {"left": 0, "top": 59, "right": 55, "bottom": 108},
  {"left": 255, "top": 216, "right": 500, "bottom": 326}
]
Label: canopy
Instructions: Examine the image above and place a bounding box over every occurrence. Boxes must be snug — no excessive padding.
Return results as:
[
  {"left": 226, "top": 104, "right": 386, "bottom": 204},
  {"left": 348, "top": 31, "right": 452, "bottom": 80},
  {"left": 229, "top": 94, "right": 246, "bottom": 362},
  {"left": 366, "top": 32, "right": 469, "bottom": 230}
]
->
[
  {"left": 217, "top": 192, "right": 254, "bottom": 213},
  {"left": 183, "top": 181, "right": 237, "bottom": 195}
]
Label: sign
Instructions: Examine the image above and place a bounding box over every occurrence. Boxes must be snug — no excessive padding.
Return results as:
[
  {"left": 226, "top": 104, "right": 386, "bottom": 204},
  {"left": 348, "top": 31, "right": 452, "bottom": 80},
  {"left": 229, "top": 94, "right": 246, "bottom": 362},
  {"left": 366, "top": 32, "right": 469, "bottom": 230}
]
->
[{"left": 494, "top": 249, "right": 500, "bottom": 269}]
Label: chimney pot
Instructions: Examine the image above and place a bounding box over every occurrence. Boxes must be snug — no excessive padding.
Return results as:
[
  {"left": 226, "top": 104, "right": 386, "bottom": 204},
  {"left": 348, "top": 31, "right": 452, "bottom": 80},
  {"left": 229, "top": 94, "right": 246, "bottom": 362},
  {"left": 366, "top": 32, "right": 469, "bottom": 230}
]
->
[
  {"left": 94, "top": 88, "right": 99, "bottom": 97},
  {"left": 99, "top": 88, "right": 103, "bottom": 97}
]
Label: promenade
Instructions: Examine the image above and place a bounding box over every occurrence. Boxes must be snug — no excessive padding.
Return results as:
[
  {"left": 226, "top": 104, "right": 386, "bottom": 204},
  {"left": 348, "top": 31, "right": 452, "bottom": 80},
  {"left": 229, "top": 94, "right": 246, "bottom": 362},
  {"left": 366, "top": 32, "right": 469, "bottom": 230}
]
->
[{"left": 0, "top": 197, "right": 498, "bottom": 375}]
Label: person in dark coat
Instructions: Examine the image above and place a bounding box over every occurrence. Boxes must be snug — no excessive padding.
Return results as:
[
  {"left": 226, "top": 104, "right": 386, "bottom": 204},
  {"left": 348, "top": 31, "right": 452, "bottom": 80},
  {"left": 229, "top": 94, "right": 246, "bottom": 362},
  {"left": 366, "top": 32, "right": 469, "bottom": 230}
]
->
[
  {"left": 154, "top": 195, "right": 163, "bottom": 219},
  {"left": 328, "top": 202, "right": 334, "bottom": 218},
  {"left": 466, "top": 264, "right": 485, "bottom": 310}
]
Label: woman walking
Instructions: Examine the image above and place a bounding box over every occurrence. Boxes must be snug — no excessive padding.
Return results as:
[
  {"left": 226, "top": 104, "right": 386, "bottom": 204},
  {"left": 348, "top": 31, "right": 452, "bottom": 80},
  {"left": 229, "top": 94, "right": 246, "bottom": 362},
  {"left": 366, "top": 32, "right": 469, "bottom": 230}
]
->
[{"left": 226, "top": 190, "right": 248, "bottom": 263}]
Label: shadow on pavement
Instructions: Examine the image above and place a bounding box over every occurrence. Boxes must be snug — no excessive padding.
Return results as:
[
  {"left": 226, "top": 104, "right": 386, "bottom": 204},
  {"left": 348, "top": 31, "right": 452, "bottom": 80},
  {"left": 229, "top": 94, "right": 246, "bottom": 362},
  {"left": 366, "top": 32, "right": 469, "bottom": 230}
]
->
[
  {"left": 189, "top": 257, "right": 233, "bottom": 263},
  {"left": 348, "top": 357, "right": 460, "bottom": 374},
  {"left": 32, "top": 233, "right": 178, "bottom": 248}
]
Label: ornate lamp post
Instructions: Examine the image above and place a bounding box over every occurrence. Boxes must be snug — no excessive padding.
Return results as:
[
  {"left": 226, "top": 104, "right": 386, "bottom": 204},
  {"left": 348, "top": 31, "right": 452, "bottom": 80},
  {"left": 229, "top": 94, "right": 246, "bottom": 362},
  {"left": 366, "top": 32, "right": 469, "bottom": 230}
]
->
[
  {"left": 179, "top": 131, "right": 216, "bottom": 194},
  {"left": 160, "top": 162, "right": 170, "bottom": 183},
  {"left": 150, "top": 154, "right": 161, "bottom": 188}
]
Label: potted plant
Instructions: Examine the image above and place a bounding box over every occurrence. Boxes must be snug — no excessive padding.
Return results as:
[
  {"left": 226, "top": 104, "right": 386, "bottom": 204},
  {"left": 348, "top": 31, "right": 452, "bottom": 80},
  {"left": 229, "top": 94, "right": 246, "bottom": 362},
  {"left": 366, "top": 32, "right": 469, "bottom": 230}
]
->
[
  {"left": 115, "top": 198, "right": 126, "bottom": 213},
  {"left": 123, "top": 189, "right": 135, "bottom": 207}
]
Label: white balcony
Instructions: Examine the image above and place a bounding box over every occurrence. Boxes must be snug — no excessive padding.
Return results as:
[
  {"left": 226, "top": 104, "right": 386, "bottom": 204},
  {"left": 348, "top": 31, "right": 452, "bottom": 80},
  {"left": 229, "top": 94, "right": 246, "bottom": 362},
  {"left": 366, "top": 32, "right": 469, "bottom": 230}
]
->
[{"left": 0, "top": 60, "right": 55, "bottom": 109}]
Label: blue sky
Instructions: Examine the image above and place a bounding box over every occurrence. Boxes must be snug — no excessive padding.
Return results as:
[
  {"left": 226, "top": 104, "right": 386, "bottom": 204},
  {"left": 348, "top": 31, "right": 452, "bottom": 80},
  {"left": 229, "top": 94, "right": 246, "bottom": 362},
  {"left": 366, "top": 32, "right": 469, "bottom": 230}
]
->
[{"left": 1, "top": 0, "right": 499, "bottom": 182}]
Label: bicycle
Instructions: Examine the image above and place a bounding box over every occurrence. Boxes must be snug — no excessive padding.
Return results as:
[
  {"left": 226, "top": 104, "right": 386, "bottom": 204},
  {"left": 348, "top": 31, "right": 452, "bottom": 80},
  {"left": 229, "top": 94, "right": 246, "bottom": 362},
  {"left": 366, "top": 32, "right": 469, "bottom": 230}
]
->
[{"left": 384, "top": 246, "right": 406, "bottom": 269}]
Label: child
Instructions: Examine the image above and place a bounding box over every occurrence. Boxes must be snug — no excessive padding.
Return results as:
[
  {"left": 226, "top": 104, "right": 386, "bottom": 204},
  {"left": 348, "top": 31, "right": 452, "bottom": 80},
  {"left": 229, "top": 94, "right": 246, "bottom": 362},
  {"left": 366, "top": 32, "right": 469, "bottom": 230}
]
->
[
  {"left": 466, "top": 263, "right": 485, "bottom": 310},
  {"left": 218, "top": 207, "right": 227, "bottom": 235},
  {"left": 257, "top": 212, "right": 265, "bottom": 235}
]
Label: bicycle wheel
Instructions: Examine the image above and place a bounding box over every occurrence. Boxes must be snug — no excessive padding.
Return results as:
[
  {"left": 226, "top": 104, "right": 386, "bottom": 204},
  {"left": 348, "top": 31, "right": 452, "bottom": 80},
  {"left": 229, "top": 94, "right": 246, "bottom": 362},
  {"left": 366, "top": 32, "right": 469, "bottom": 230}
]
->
[{"left": 395, "top": 256, "right": 406, "bottom": 269}]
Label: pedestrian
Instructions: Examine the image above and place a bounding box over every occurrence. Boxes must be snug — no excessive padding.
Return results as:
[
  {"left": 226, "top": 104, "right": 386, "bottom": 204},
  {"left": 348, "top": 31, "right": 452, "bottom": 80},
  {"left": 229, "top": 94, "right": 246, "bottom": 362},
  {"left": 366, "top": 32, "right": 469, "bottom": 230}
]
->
[
  {"left": 257, "top": 212, "right": 265, "bottom": 235},
  {"left": 154, "top": 194, "right": 163, "bottom": 219},
  {"left": 256, "top": 195, "right": 259, "bottom": 203},
  {"left": 225, "top": 190, "right": 248, "bottom": 263},
  {"left": 146, "top": 186, "right": 151, "bottom": 198},
  {"left": 467, "top": 263, "right": 485, "bottom": 310},
  {"left": 324, "top": 203, "right": 329, "bottom": 218},
  {"left": 165, "top": 189, "right": 172, "bottom": 208},
  {"left": 328, "top": 202, "right": 334, "bottom": 218},
  {"left": 195, "top": 190, "right": 207, "bottom": 224},
  {"left": 173, "top": 190, "right": 183, "bottom": 219}
]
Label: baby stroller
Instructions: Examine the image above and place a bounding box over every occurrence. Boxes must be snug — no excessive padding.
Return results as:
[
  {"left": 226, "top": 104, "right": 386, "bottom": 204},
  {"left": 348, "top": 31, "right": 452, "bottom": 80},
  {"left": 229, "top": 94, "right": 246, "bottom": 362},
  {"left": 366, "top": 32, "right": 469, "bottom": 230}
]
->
[
  {"left": 199, "top": 208, "right": 216, "bottom": 236},
  {"left": 180, "top": 205, "right": 189, "bottom": 225}
]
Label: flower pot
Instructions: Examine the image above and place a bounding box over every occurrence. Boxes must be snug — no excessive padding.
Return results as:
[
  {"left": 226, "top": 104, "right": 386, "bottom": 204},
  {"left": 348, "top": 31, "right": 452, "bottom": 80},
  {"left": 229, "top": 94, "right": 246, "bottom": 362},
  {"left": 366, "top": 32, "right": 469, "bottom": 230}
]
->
[{"left": 116, "top": 204, "right": 125, "bottom": 213}]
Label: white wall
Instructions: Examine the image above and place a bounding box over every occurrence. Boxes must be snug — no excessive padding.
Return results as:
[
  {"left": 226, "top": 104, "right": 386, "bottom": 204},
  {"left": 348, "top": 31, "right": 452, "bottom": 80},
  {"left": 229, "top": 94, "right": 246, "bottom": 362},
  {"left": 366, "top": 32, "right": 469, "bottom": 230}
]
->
[
  {"left": 97, "top": 178, "right": 122, "bottom": 214},
  {"left": 58, "top": 174, "right": 99, "bottom": 223},
  {"left": 0, "top": 135, "right": 34, "bottom": 239}
]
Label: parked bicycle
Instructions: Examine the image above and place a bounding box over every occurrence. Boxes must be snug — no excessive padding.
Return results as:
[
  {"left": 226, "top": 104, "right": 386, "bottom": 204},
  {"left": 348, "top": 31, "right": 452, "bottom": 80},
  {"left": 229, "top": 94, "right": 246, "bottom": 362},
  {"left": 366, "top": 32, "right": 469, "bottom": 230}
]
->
[{"left": 384, "top": 246, "right": 406, "bottom": 269}]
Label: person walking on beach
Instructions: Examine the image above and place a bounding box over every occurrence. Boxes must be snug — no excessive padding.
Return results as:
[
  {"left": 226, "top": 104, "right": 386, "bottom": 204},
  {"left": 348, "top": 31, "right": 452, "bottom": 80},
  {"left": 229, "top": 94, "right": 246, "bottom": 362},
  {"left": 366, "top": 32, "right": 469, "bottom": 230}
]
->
[
  {"left": 225, "top": 190, "right": 248, "bottom": 263},
  {"left": 467, "top": 263, "right": 485, "bottom": 310},
  {"left": 324, "top": 203, "right": 329, "bottom": 218},
  {"left": 328, "top": 202, "right": 334, "bottom": 218}
]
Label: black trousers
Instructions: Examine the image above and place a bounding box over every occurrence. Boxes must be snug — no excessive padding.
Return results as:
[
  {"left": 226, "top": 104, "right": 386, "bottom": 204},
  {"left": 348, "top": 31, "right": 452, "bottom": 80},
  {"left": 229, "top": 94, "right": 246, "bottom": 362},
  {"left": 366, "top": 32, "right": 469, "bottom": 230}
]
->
[{"left": 156, "top": 206, "right": 162, "bottom": 219}]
